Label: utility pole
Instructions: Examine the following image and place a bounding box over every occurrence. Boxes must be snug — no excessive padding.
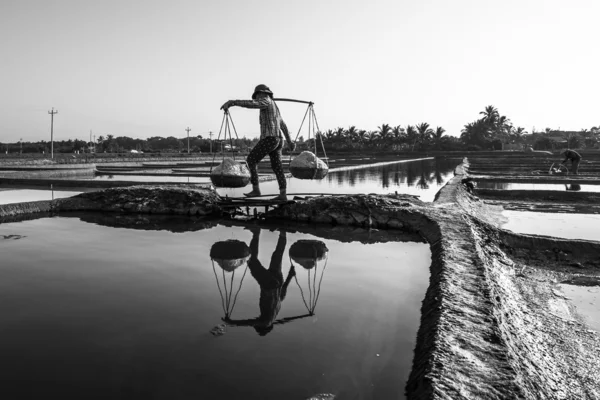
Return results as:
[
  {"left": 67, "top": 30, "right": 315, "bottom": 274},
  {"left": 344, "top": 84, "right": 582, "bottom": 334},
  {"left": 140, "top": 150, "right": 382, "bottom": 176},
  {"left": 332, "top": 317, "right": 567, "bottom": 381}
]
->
[
  {"left": 48, "top": 107, "right": 58, "bottom": 158},
  {"left": 209, "top": 131, "right": 213, "bottom": 153},
  {"left": 185, "top": 127, "right": 191, "bottom": 154},
  {"left": 19, "top": 138, "right": 23, "bottom": 154}
]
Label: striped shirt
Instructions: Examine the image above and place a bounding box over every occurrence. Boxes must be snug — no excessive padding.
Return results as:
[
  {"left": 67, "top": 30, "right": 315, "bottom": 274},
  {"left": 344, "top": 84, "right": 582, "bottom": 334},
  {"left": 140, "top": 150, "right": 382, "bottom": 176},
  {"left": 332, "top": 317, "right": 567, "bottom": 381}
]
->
[{"left": 233, "top": 97, "right": 290, "bottom": 140}]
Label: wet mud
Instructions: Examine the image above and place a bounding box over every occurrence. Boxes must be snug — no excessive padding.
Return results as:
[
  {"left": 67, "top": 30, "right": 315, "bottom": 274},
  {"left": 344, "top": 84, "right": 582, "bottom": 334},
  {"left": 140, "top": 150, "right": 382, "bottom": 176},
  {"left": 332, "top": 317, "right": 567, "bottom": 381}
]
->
[{"left": 1, "top": 155, "right": 599, "bottom": 399}]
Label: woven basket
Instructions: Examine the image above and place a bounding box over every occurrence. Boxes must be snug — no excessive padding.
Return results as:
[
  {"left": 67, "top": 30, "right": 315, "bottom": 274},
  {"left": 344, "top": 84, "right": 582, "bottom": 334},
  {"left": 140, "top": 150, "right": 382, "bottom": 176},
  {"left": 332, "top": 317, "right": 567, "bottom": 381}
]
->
[
  {"left": 210, "top": 240, "right": 251, "bottom": 272},
  {"left": 210, "top": 173, "right": 250, "bottom": 188},
  {"left": 289, "top": 240, "right": 328, "bottom": 269},
  {"left": 289, "top": 166, "right": 329, "bottom": 180}
]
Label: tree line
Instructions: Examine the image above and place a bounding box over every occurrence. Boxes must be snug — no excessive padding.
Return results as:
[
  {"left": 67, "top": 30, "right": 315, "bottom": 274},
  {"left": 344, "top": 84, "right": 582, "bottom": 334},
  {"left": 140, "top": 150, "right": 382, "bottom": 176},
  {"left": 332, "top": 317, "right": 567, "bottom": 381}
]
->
[
  {"left": 318, "top": 123, "right": 462, "bottom": 152},
  {"left": 460, "top": 105, "right": 599, "bottom": 151},
  {"left": 2, "top": 106, "right": 598, "bottom": 154}
]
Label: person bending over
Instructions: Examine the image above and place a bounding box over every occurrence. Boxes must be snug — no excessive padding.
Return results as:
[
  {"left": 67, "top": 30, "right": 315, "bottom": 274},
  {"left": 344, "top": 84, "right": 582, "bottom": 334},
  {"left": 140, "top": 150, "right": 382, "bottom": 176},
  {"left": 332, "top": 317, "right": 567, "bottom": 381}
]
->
[
  {"left": 221, "top": 84, "right": 295, "bottom": 201},
  {"left": 561, "top": 149, "right": 582, "bottom": 175}
]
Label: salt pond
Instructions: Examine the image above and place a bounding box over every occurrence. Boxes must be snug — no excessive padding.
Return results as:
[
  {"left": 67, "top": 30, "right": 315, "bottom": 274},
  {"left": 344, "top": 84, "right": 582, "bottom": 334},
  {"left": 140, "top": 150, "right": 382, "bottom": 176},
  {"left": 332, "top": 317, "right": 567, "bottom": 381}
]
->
[
  {"left": 0, "top": 158, "right": 459, "bottom": 205},
  {"left": 218, "top": 158, "right": 458, "bottom": 202},
  {"left": 0, "top": 215, "right": 430, "bottom": 399},
  {"left": 477, "top": 182, "right": 600, "bottom": 192},
  {"left": 501, "top": 210, "right": 600, "bottom": 241},
  {"left": 0, "top": 188, "right": 87, "bottom": 205},
  {"left": 91, "top": 175, "right": 211, "bottom": 183},
  {"left": 558, "top": 284, "right": 600, "bottom": 333}
]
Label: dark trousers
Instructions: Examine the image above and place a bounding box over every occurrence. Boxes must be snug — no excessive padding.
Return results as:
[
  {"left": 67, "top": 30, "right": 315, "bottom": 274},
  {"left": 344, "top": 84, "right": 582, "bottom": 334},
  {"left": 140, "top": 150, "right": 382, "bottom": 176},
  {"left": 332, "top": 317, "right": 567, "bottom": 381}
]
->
[
  {"left": 572, "top": 159, "right": 580, "bottom": 174},
  {"left": 246, "top": 136, "right": 286, "bottom": 189}
]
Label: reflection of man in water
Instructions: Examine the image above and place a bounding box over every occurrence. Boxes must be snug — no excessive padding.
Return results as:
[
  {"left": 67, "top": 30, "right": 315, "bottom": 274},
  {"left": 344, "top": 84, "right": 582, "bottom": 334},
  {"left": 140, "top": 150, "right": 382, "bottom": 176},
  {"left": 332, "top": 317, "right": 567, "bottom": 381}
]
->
[{"left": 223, "top": 228, "right": 295, "bottom": 336}]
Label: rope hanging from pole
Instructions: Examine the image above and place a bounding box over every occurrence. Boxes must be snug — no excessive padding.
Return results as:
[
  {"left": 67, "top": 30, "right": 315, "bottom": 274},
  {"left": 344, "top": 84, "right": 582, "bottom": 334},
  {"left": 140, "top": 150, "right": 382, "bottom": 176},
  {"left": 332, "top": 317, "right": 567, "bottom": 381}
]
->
[
  {"left": 285, "top": 101, "right": 329, "bottom": 180},
  {"left": 209, "top": 110, "right": 243, "bottom": 174},
  {"left": 290, "top": 253, "right": 328, "bottom": 315},
  {"left": 209, "top": 111, "right": 250, "bottom": 188},
  {"left": 211, "top": 260, "right": 249, "bottom": 319}
]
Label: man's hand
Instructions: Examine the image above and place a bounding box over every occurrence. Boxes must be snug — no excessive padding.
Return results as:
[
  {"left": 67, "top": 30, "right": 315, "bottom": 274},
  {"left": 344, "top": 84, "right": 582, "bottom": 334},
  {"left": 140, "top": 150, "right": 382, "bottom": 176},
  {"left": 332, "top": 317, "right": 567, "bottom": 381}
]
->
[
  {"left": 220, "top": 100, "right": 235, "bottom": 111},
  {"left": 287, "top": 142, "right": 296, "bottom": 152}
]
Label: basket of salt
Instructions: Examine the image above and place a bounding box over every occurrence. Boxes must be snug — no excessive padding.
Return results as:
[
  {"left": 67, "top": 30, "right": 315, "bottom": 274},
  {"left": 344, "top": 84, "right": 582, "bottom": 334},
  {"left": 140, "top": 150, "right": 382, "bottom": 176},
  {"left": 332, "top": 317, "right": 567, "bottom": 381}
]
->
[
  {"left": 289, "top": 240, "right": 328, "bottom": 270},
  {"left": 210, "top": 158, "right": 251, "bottom": 188},
  {"left": 210, "top": 240, "right": 251, "bottom": 272},
  {"left": 289, "top": 151, "right": 329, "bottom": 180}
]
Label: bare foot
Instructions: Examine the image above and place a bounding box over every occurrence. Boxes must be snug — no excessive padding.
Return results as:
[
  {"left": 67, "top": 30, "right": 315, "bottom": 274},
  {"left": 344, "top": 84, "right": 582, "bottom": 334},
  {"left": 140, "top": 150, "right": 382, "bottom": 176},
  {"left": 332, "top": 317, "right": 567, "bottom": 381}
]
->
[
  {"left": 244, "top": 190, "right": 261, "bottom": 197},
  {"left": 271, "top": 193, "right": 288, "bottom": 202}
]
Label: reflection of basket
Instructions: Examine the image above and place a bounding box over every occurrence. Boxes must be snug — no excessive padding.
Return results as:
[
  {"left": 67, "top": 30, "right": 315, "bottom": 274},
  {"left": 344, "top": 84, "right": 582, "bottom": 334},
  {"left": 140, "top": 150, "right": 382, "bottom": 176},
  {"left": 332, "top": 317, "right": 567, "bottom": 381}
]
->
[
  {"left": 210, "top": 240, "right": 251, "bottom": 272},
  {"left": 289, "top": 240, "right": 328, "bottom": 269},
  {"left": 289, "top": 166, "right": 328, "bottom": 180},
  {"left": 210, "top": 174, "right": 250, "bottom": 188}
]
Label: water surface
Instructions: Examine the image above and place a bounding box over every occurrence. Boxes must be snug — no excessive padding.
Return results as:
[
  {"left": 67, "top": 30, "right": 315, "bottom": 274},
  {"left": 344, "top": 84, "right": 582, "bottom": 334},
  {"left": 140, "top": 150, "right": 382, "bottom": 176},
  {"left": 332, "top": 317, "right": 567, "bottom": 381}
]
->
[
  {"left": 501, "top": 210, "right": 600, "bottom": 241},
  {"left": 85, "top": 175, "right": 211, "bottom": 183},
  {"left": 477, "top": 182, "right": 600, "bottom": 192},
  {"left": 0, "top": 188, "right": 84, "bottom": 205},
  {"left": 0, "top": 158, "right": 458, "bottom": 205},
  {"left": 218, "top": 158, "right": 458, "bottom": 202},
  {"left": 0, "top": 215, "right": 430, "bottom": 399}
]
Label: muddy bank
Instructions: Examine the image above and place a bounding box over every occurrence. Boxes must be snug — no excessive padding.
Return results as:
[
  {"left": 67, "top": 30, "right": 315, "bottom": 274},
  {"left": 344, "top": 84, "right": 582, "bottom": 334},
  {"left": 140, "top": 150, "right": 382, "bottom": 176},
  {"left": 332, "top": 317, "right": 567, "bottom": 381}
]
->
[{"left": 0, "top": 186, "right": 221, "bottom": 219}]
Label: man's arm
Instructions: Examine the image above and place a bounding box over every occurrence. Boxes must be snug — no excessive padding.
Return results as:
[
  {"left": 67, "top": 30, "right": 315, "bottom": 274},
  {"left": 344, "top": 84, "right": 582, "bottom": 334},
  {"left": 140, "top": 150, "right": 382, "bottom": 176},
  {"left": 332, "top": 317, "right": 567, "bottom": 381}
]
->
[
  {"left": 279, "top": 265, "right": 296, "bottom": 301},
  {"left": 280, "top": 120, "right": 296, "bottom": 151},
  {"left": 221, "top": 98, "right": 270, "bottom": 110}
]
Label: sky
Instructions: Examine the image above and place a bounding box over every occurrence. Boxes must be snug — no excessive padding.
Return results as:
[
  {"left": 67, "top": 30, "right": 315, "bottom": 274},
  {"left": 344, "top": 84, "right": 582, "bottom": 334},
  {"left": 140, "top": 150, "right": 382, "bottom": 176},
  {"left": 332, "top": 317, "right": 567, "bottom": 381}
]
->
[{"left": 1, "top": 0, "right": 599, "bottom": 143}]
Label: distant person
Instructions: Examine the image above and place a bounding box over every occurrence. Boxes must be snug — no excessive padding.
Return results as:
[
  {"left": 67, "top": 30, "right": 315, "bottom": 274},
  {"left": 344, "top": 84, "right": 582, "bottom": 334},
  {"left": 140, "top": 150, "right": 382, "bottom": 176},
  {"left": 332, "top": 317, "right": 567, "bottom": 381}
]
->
[
  {"left": 561, "top": 149, "right": 582, "bottom": 175},
  {"left": 461, "top": 177, "right": 475, "bottom": 193},
  {"left": 220, "top": 84, "right": 295, "bottom": 201},
  {"left": 223, "top": 227, "right": 296, "bottom": 336},
  {"left": 565, "top": 184, "right": 581, "bottom": 191}
]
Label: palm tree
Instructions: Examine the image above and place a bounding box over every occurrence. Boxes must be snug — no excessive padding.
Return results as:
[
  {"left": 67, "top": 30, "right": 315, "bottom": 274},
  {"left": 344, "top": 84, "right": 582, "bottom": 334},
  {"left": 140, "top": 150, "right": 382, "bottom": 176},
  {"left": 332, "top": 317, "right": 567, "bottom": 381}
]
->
[
  {"left": 333, "top": 127, "right": 345, "bottom": 139},
  {"left": 346, "top": 126, "right": 359, "bottom": 148},
  {"left": 480, "top": 105, "right": 499, "bottom": 127},
  {"left": 415, "top": 122, "right": 434, "bottom": 150},
  {"left": 461, "top": 119, "right": 491, "bottom": 148},
  {"left": 391, "top": 125, "right": 406, "bottom": 150},
  {"left": 356, "top": 129, "right": 368, "bottom": 149},
  {"left": 366, "top": 131, "right": 379, "bottom": 148},
  {"left": 512, "top": 126, "right": 526, "bottom": 143},
  {"left": 323, "top": 129, "right": 334, "bottom": 142},
  {"left": 406, "top": 125, "right": 418, "bottom": 151},
  {"left": 431, "top": 126, "right": 446, "bottom": 150},
  {"left": 377, "top": 124, "right": 392, "bottom": 148},
  {"left": 495, "top": 115, "right": 512, "bottom": 143}
]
